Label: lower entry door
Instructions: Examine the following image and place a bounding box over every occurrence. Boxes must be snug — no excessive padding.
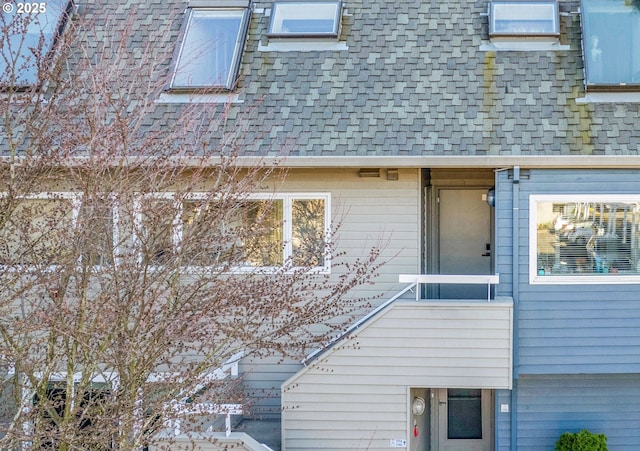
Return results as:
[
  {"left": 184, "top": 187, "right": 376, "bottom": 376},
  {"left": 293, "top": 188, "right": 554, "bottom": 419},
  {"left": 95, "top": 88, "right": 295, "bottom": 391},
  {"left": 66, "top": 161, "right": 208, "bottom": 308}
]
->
[{"left": 436, "top": 388, "right": 493, "bottom": 451}]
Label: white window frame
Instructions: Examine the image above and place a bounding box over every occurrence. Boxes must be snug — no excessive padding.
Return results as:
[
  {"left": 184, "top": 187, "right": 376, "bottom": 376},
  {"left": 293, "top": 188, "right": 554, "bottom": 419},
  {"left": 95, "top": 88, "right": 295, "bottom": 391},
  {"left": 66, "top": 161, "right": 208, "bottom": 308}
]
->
[
  {"left": 267, "top": 1, "right": 342, "bottom": 38},
  {"left": 169, "top": 7, "right": 250, "bottom": 91},
  {"left": 530, "top": 194, "right": 640, "bottom": 284},
  {"left": 489, "top": 0, "right": 559, "bottom": 38},
  {"left": 0, "top": 192, "right": 120, "bottom": 269},
  {"left": 136, "top": 193, "right": 331, "bottom": 274}
]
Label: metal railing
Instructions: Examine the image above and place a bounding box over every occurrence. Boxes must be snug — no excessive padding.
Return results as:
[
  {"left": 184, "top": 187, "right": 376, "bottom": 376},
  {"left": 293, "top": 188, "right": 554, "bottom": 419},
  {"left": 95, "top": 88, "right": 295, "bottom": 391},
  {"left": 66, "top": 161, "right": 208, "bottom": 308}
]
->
[
  {"left": 303, "top": 283, "right": 416, "bottom": 365},
  {"left": 398, "top": 274, "right": 500, "bottom": 302}
]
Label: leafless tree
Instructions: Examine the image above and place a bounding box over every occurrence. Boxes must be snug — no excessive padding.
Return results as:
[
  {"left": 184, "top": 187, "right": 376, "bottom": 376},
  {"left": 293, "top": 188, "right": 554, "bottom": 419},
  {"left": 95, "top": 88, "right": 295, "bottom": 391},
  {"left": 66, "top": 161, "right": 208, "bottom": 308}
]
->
[{"left": 0, "top": 4, "right": 382, "bottom": 449}]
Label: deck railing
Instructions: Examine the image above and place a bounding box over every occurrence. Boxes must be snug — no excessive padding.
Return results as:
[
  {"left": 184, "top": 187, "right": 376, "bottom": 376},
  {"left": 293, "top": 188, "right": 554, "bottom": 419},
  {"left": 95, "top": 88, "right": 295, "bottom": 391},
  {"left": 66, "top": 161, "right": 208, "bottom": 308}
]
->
[
  {"left": 303, "top": 274, "right": 500, "bottom": 366},
  {"left": 398, "top": 274, "right": 500, "bottom": 302},
  {"left": 157, "top": 351, "right": 245, "bottom": 437}
]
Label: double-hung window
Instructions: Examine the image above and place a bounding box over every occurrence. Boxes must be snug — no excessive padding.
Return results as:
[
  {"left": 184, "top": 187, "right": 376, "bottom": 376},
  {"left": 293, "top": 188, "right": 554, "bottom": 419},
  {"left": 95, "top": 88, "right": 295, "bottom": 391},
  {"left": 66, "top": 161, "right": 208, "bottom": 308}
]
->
[
  {"left": 0, "top": 193, "right": 116, "bottom": 267},
  {"left": 169, "top": 1, "right": 250, "bottom": 91},
  {"left": 138, "top": 193, "right": 331, "bottom": 272},
  {"left": 581, "top": 0, "right": 640, "bottom": 89},
  {"left": 531, "top": 195, "right": 640, "bottom": 283},
  {"left": 0, "top": 0, "right": 74, "bottom": 89},
  {"left": 0, "top": 194, "right": 75, "bottom": 266}
]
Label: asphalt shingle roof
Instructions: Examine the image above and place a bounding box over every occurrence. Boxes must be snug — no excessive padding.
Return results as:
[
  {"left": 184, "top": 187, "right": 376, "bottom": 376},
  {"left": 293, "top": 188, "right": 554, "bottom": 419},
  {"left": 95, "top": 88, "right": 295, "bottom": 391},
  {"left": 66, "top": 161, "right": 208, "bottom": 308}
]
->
[{"left": 43, "top": 0, "right": 640, "bottom": 158}]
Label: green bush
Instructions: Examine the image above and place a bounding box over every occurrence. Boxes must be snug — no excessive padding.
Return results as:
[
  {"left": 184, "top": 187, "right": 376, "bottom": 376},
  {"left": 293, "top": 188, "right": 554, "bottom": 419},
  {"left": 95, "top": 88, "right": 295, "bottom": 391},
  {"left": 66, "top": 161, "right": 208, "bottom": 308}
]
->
[{"left": 555, "top": 429, "right": 608, "bottom": 451}]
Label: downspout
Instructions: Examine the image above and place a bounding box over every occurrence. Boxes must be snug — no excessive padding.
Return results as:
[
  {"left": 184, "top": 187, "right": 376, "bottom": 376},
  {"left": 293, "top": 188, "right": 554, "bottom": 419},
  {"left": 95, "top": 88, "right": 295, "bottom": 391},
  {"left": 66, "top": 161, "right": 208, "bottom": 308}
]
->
[{"left": 510, "top": 166, "right": 520, "bottom": 451}]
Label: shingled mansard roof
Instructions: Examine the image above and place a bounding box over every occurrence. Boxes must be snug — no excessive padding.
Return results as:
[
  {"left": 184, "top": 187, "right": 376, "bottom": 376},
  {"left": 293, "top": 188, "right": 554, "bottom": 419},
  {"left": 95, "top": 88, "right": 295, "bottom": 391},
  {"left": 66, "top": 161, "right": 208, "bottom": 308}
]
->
[
  {"left": 9, "top": 0, "right": 640, "bottom": 162},
  {"left": 243, "top": 0, "right": 638, "bottom": 159}
]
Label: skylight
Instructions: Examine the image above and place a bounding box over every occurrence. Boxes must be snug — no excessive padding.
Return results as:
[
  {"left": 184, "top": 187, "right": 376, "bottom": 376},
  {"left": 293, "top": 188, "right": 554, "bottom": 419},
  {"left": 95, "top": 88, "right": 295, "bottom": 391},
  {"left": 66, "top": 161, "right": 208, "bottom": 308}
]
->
[
  {"left": 581, "top": 0, "right": 640, "bottom": 89},
  {"left": 268, "top": 1, "right": 342, "bottom": 38},
  {"left": 0, "top": 0, "right": 73, "bottom": 88},
  {"left": 170, "top": 7, "right": 250, "bottom": 91},
  {"left": 489, "top": 1, "right": 559, "bottom": 37}
]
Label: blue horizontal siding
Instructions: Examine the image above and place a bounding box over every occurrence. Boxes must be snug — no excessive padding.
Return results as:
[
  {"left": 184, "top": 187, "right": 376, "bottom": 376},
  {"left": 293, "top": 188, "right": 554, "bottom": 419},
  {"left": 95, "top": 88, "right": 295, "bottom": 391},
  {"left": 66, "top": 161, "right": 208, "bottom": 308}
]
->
[
  {"left": 497, "top": 169, "right": 640, "bottom": 375},
  {"left": 495, "top": 174, "right": 513, "bottom": 298},
  {"left": 516, "top": 374, "right": 640, "bottom": 451},
  {"left": 496, "top": 389, "right": 512, "bottom": 451}
]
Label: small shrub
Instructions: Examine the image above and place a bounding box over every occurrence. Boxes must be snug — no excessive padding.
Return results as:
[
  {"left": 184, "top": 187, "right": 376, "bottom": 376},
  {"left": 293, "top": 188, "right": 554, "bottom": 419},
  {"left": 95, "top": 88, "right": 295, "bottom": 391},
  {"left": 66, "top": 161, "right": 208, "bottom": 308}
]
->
[{"left": 555, "top": 429, "right": 608, "bottom": 451}]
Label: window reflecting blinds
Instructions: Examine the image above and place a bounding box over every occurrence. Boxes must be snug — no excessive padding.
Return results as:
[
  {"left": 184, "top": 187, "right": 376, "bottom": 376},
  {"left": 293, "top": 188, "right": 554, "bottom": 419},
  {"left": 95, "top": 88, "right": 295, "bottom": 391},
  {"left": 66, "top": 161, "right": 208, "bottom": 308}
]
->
[{"left": 536, "top": 201, "right": 640, "bottom": 275}]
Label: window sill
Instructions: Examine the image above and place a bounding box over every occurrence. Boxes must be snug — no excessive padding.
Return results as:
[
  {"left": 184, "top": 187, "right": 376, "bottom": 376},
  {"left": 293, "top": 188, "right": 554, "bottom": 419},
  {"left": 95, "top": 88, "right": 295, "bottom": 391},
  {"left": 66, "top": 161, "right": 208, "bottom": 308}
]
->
[
  {"left": 1, "top": 264, "right": 331, "bottom": 275},
  {"left": 155, "top": 92, "right": 244, "bottom": 104},
  {"left": 479, "top": 41, "right": 570, "bottom": 52},
  {"left": 576, "top": 92, "right": 640, "bottom": 104},
  {"left": 0, "top": 264, "right": 113, "bottom": 272},
  {"left": 147, "top": 265, "right": 331, "bottom": 275},
  {"left": 258, "top": 41, "right": 348, "bottom": 52},
  {"left": 531, "top": 274, "right": 640, "bottom": 285},
  {"left": 0, "top": 92, "right": 48, "bottom": 104}
]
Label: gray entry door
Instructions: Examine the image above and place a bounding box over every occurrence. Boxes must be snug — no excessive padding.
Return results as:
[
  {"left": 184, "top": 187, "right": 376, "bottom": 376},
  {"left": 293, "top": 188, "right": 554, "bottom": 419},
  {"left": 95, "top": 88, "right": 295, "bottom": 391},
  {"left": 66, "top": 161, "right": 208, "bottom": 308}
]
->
[
  {"left": 438, "top": 189, "right": 492, "bottom": 299},
  {"left": 436, "top": 388, "right": 494, "bottom": 451}
]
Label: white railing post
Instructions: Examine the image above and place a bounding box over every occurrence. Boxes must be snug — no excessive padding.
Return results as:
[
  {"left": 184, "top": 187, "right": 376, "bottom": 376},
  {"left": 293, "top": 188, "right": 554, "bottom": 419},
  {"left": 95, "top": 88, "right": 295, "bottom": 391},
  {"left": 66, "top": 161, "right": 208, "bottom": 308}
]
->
[{"left": 487, "top": 281, "right": 491, "bottom": 302}]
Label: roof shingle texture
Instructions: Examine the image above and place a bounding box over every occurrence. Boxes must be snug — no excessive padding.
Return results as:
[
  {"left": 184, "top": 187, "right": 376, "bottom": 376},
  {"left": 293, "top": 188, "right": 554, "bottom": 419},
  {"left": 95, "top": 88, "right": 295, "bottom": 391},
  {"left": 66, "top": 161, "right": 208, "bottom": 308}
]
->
[{"left": 69, "top": 0, "right": 640, "bottom": 157}]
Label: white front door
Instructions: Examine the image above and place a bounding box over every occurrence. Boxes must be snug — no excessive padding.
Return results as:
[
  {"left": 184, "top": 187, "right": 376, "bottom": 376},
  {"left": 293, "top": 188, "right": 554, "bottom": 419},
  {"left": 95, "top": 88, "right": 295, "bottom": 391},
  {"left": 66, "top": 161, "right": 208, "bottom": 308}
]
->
[{"left": 436, "top": 388, "right": 493, "bottom": 451}]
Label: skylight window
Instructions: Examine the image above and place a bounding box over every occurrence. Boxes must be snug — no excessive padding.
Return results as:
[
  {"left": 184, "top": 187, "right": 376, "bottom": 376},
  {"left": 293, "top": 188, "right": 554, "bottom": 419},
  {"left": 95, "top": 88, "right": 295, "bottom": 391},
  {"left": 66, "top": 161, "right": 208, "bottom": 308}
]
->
[
  {"left": 489, "top": 1, "right": 559, "bottom": 37},
  {"left": 268, "top": 1, "right": 342, "bottom": 38},
  {"left": 170, "top": 7, "right": 250, "bottom": 91},
  {"left": 0, "top": 0, "right": 73, "bottom": 88},
  {"left": 581, "top": 0, "right": 640, "bottom": 90}
]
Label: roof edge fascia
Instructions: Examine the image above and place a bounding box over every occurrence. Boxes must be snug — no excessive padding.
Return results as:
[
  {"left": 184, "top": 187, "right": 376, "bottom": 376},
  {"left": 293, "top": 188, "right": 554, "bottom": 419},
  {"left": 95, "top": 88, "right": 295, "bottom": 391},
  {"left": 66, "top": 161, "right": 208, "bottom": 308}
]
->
[
  {"left": 5, "top": 155, "right": 640, "bottom": 169},
  {"left": 233, "top": 155, "right": 640, "bottom": 169}
]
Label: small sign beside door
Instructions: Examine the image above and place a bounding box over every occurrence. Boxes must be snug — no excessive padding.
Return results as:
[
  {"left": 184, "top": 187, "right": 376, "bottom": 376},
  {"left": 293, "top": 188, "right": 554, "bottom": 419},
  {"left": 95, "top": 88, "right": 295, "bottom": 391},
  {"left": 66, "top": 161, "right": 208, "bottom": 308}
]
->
[{"left": 390, "top": 439, "right": 407, "bottom": 448}]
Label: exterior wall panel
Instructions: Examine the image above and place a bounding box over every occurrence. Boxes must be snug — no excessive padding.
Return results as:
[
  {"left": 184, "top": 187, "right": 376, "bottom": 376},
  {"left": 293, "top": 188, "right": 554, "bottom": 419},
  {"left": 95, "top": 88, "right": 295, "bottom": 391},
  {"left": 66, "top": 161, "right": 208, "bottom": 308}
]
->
[
  {"left": 495, "top": 175, "right": 514, "bottom": 298},
  {"left": 497, "top": 169, "right": 640, "bottom": 375},
  {"left": 516, "top": 375, "right": 640, "bottom": 451},
  {"left": 282, "top": 301, "right": 513, "bottom": 450},
  {"left": 495, "top": 389, "right": 513, "bottom": 451},
  {"left": 243, "top": 168, "right": 421, "bottom": 419}
]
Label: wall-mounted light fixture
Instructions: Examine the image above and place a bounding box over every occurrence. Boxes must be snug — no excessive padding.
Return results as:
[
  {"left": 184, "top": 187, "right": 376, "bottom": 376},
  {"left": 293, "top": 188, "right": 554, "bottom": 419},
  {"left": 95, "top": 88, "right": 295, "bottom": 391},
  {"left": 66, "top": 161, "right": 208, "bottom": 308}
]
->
[
  {"left": 486, "top": 187, "right": 496, "bottom": 207},
  {"left": 411, "top": 397, "right": 426, "bottom": 416},
  {"left": 358, "top": 168, "right": 380, "bottom": 178},
  {"left": 387, "top": 168, "right": 399, "bottom": 181}
]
